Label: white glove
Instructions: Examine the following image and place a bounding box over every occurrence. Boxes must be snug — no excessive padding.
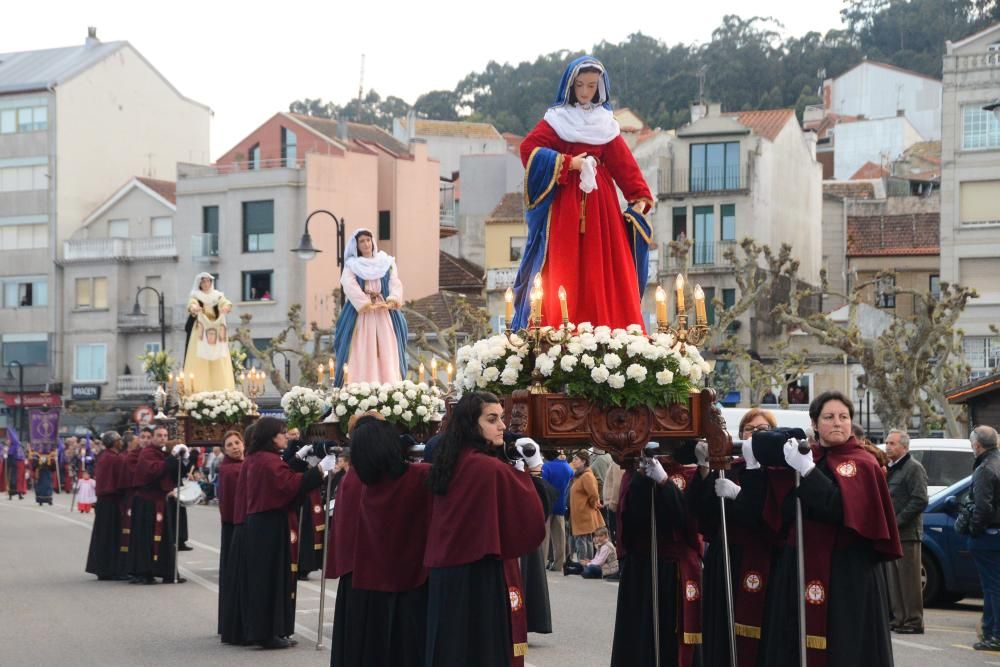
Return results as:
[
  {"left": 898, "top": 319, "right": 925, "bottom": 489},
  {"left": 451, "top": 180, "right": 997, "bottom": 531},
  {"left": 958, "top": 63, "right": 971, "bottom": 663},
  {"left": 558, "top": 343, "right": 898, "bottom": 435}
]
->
[
  {"left": 515, "top": 437, "right": 544, "bottom": 469},
  {"left": 514, "top": 460, "right": 525, "bottom": 472},
  {"left": 171, "top": 444, "right": 189, "bottom": 458},
  {"left": 715, "top": 477, "right": 741, "bottom": 500},
  {"left": 319, "top": 454, "right": 337, "bottom": 474},
  {"left": 742, "top": 439, "right": 760, "bottom": 471},
  {"left": 783, "top": 439, "right": 815, "bottom": 477},
  {"left": 640, "top": 457, "right": 668, "bottom": 485},
  {"left": 694, "top": 441, "right": 709, "bottom": 468},
  {"left": 579, "top": 156, "right": 598, "bottom": 193},
  {"left": 295, "top": 444, "right": 312, "bottom": 460}
]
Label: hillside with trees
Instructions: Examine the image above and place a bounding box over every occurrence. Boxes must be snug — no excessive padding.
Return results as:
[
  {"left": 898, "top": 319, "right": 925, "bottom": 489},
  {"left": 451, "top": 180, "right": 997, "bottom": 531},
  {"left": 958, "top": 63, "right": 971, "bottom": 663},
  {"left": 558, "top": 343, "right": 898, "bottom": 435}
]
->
[{"left": 290, "top": 0, "right": 1000, "bottom": 132}]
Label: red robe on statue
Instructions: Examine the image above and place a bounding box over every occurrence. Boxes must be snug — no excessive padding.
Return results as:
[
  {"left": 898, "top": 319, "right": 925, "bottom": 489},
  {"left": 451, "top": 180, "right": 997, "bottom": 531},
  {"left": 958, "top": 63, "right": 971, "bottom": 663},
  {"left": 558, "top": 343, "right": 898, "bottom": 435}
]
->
[{"left": 519, "top": 120, "right": 653, "bottom": 330}]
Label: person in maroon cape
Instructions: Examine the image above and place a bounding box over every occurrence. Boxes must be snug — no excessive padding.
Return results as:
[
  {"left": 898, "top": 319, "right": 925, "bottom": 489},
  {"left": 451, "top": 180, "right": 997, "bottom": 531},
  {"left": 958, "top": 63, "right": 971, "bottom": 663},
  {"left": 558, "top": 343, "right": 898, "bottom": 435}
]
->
[
  {"left": 86, "top": 431, "right": 128, "bottom": 580},
  {"left": 328, "top": 415, "right": 433, "bottom": 667},
  {"left": 242, "top": 417, "right": 333, "bottom": 650},
  {"left": 215, "top": 429, "right": 244, "bottom": 637},
  {"left": 127, "top": 424, "right": 188, "bottom": 584},
  {"left": 121, "top": 426, "right": 151, "bottom": 580},
  {"left": 759, "top": 391, "right": 901, "bottom": 666},
  {"left": 424, "top": 392, "right": 545, "bottom": 667},
  {"left": 611, "top": 447, "right": 704, "bottom": 667},
  {"left": 221, "top": 423, "right": 253, "bottom": 645}
]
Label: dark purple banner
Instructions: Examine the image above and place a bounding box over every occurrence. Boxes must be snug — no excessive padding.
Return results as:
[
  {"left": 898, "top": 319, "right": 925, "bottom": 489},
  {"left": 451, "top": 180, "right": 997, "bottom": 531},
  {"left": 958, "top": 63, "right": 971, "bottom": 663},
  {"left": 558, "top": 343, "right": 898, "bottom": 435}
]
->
[{"left": 28, "top": 408, "right": 60, "bottom": 453}]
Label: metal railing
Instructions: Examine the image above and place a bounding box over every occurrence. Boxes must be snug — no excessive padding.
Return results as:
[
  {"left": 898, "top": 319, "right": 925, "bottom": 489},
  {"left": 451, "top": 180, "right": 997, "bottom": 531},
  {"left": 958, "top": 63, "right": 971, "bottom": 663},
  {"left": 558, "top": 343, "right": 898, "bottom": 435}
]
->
[
  {"left": 64, "top": 237, "right": 177, "bottom": 262},
  {"left": 191, "top": 233, "right": 219, "bottom": 260},
  {"left": 117, "top": 305, "right": 177, "bottom": 330},
  {"left": 486, "top": 267, "right": 518, "bottom": 291},
  {"left": 179, "top": 157, "right": 305, "bottom": 178},
  {"left": 117, "top": 374, "right": 156, "bottom": 396},
  {"left": 440, "top": 206, "right": 457, "bottom": 227},
  {"left": 666, "top": 240, "right": 736, "bottom": 270},
  {"left": 657, "top": 163, "right": 749, "bottom": 196}
]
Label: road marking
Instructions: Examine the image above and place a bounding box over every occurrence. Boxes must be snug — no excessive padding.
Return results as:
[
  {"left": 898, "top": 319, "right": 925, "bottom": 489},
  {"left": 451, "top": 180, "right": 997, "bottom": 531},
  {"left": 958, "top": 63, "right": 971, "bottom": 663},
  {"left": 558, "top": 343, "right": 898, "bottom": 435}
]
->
[
  {"left": 891, "top": 638, "right": 942, "bottom": 651},
  {"left": 951, "top": 643, "right": 1000, "bottom": 654},
  {"left": 925, "top": 625, "right": 977, "bottom": 635}
]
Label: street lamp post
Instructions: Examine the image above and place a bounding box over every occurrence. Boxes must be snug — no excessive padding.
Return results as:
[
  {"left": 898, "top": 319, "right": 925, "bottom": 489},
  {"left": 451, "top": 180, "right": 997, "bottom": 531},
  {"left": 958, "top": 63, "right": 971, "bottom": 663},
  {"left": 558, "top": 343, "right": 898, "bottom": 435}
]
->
[
  {"left": 291, "top": 209, "right": 347, "bottom": 306},
  {"left": 6, "top": 360, "right": 24, "bottom": 440},
  {"left": 132, "top": 286, "right": 167, "bottom": 352},
  {"left": 272, "top": 350, "right": 291, "bottom": 383}
]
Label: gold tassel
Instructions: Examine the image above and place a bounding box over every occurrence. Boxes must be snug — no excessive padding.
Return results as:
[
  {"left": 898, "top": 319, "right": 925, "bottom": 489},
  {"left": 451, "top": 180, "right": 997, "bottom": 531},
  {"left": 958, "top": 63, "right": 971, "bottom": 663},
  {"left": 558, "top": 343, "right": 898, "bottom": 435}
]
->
[
  {"left": 579, "top": 193, "right": 588, "bottom": 233},
  {"left": 735, "top": 623, "right": 761, "bottom": 639},
  {"left": 806, "top": 635, "right": 827, "bottom": 650},
  {"left": 683, "top": 632, "right": 703, "bottom": 644},
  {"left": 513, "top": 643, "right": 528, "bottom": 657}
]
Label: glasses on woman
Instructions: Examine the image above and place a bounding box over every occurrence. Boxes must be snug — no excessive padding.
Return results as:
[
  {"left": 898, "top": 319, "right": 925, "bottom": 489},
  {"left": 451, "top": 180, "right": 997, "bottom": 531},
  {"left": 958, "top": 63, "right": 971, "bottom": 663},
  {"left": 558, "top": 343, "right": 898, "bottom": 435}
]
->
[{"left": 741, "top": 424, "right": 772, "bottom": 438}]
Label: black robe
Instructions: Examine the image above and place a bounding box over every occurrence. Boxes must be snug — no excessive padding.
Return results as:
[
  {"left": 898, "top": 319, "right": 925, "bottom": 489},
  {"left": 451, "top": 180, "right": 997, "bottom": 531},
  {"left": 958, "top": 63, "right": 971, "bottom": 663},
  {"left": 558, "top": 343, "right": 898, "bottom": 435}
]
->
[
  {"left": 126, "top": 453, "right": 184, "bottom": 581},
  {"left": 758, "top": 458, "right": 894, "bottom": 667},
  {"left": 86, "top": 498, "right": 125, "bottom": 578},
  {"left": 520, "top": 476, "right": 556, "bottom": 635},
  {"left": 611, "top": 472, "right": 703, "bottom": 667}
]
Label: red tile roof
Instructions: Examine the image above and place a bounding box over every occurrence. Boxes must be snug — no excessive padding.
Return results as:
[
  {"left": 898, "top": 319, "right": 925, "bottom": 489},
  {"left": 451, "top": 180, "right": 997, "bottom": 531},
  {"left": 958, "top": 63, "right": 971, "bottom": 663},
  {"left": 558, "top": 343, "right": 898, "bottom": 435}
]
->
[
  {"left": 846, "top": 212, "right": 940, "bottom": 257},
  {"left": 406, "top": 290, "right": 487, "bottom": 336},
  {"left": 851, "top": 161, "right": 889, "bottom": 180},
  {"left": 724, "top": 108, "right": 797, "bottom": 141},
  {"left": 439, "top": 252, "right": 484, "bottom": 294},
  {"left": 823, "top": 181, "right": 877, "bottom": 200},
  {"left": 398, "top": 117, "right": 503, "bottom": 140},
  {"left": 136, "top": 177, "right": 176, "bottom": 204},
  {"left": 288, "top": 113, "right": 409, "bottom": 156},
  {"left": 486, "top": 192, "right": 524, "bottom": 223}
]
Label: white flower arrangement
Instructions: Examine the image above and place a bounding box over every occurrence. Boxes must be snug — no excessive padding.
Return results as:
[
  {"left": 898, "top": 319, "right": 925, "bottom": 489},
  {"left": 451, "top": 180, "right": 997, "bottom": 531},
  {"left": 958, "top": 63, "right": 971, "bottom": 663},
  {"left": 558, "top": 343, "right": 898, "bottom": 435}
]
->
[
  {"left": 453, "top": 322, "right": 712, "bottom": 409},
  {"left": 182, "top": 390, "right": 254, "bottom": 424},
  {"left": 326, "top": 380, "right": 446, "bottom": 430},
  {"left": 280, "top": 385, "right": 330, "bottom": 432}
]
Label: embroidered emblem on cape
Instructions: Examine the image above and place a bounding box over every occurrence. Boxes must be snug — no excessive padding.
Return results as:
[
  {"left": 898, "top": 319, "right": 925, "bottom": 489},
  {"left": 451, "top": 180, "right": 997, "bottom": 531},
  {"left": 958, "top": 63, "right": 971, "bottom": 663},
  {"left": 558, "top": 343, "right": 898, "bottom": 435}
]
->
[
  {"left": 685, "top": 580, "right": 700, "bottom": 602},
  {"left": 509, "top": 587, "right": 523, "bottom": 612},
  {"left": 670, "top": 475, "right": 687, "bottom": 491},
  {"left": 313, "top": 504, "right": 322, "bottom": 514},
  {"left": 290, "top": 530, "right": 298, "bottom": 544},
  {"left": 805, "top": 580, "right": 826, "bottom": 605},
  {"left": 835, "top": 461, "right": 857, "bottom": 478},
  {"left": 743, "top": 571, "right": 763, "bottom": 593},
  {"left": 155, "top": 512, "right": 163, "bottom": 522}
]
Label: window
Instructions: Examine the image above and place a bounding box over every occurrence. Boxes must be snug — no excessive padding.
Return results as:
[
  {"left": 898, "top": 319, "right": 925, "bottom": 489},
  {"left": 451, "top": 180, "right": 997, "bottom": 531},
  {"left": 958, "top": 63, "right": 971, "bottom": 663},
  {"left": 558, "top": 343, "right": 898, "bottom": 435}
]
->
[
  {"left": 2, "top": 277, "right": 47, "bottom": 308},
  {"left": 672, "top": 207, "right": 687, "bottom": 240},
  {"left": 0, "top": 110, "right": 13, "bottom": 134},
  {"left": 702, "top": 286, "right": 716, "bottom": 325},
  {"left": 281, "top": 127, "right": 297, "bottom": 167},
  {"left": 242, "top": 200, "right": 274, "bottom": 252},
  {"left": 144, "top": 342, "right": 161, "bottom": 355},
  {"left": 722, "top": 288, "right": 737, "bottom": 331},
  {"left": 0, "top": 223, "right": 46, "bottom": 250},
  {"left": 108, "top": 219, "right": 129, "bottom": 238},
  {"left": 248, "top": 143, "right": 261, "bottom": 170},
  {"left": 1, "top": 334, "right": 48, "bottom": 366},
  {"left": 959, "top": 180, "right": 1000, "bottom": 225},
  {"left": 202, "top": 205, "right": 220, "bottom": 256},
  {"left": 150, "top": 216, "right": 172, "bottom": 238},
  {"left": 721, "top": 204, "right": 736, "bottom": 241},
  {"left": 510, "top": 236, "right": 526, "bottom": 262},
  {"left": 74, "top": 344, "right": 107, "bottom": 382},
  {"left": 787, "top": 375, "right": 812, "bottom": 405},
  {"left": 693, "top": 206, "right": 714, "bottom": 265},
  {"left": 963, "top": 336, "right": 1000, "bottom": 376},
  {"left": 75, "top": 277, "right": 108, "bottom": 309},
  {"left": 0, "top": 105, "right": 46, "bottom": 134},
  {"left": 876, "top": 274, "right": 895, "bottom": 308},
  {"left": 379, "top": 210, "right": 391, "bottom": 241},
  {"left": 690, "top": 141, "right": 740, "bottom": 191},
  {"left": 0, "top": 165, "right": 47, "bottom": 192},
  {"left": 242, "top": 270, "right": 273, "bottom": 301},
  {"left": 962, "top": 105, "right": 1000, "bottom": 150},
  {"left": 929, "top": 274, "right": 940, "bottom": 299}
]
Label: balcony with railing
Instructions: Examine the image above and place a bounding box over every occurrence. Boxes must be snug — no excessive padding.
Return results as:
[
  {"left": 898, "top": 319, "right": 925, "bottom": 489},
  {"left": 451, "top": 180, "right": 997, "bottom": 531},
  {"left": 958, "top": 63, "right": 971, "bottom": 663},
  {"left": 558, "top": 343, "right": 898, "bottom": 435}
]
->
[
  {"left": 63, "top": 237, "right": 177, "bottom": 263},
  {"left": 117, "top": 305, "right": 178, "bottom": 332},
  {"left": 117, "top": 374, "right": 156, "bottom": 397},
  {"left": 666, "top": 240, "right": 736, "bottom": 272},
  {"left": 486, "top": 267, "right": 518, "bottom": 291},
  {"left": 179, "top": 158, "right": 305, "bottom": 178},
  {"left": 191, "top": 233, "right": 219, "bottom": 261},
  {"left": 657, "top": 163, "right": 750, "bottom": 197}
]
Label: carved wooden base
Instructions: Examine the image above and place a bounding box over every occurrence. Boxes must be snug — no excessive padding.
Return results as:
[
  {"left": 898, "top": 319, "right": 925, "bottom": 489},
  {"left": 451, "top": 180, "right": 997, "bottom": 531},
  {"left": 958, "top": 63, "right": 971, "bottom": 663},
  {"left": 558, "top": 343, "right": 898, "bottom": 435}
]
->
[{"left": 178, "top": 416, "right": 256, "bottom": 447}]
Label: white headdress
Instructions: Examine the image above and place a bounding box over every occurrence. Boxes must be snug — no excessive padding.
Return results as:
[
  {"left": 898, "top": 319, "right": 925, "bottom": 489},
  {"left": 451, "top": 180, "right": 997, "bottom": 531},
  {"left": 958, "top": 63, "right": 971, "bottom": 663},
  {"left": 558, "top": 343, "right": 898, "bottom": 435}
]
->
[
  {"left": 190, "top": 272, "right": 222, "bottom": 305},
  {"left": 343, "top": 228, "right": 394, "bottom": 283},
  {"left": 543, "top": 58, "right": 620, "bottom": 145}
]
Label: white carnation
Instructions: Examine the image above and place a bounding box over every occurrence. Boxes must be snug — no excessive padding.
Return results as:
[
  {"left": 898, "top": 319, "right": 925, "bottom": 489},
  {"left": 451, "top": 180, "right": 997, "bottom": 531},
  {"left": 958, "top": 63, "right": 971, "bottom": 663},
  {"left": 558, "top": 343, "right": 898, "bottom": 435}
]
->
[
  {"left": 607, "top": 373, "right": 625, "bottom": 389},
  {"left": 591, "top": 366, "right": 610, "bottom": 384},
  {"left": 560, "top": 355, "right": 578, "bottom": 372},
  {"left": 581, "top": 354, "right": 595, "bottom": 368},
  {"left": 625, "top": 364, "right": 647, "bottom": 382},
  {"left": 656, "top": 369, "right": 674, "bottom": 385},
  {"left": 380, "top": 406, "right": 392, "bottom": 417},
  {"left": 416, "top": 405, "right": 428, "bottom": 416},
  {"left": 603, "top": 353, "right": 622, "bottom": 369},
  {"left": 335, "top": 404, "right": 348, "bottom": 416},
  {"left": 678, "top": 358, "right": 692, "bottom": 375},
  {"left": 482, "top": 366, "right": 500, "bottom": 382}
]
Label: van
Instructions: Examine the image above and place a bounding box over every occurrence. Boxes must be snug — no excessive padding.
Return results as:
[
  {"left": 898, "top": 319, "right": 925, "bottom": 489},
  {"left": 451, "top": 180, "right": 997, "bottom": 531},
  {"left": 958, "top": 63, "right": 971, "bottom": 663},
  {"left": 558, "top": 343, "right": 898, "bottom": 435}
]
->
[{"left": 905, "top": 438, "right": 973, "bottom": 496}]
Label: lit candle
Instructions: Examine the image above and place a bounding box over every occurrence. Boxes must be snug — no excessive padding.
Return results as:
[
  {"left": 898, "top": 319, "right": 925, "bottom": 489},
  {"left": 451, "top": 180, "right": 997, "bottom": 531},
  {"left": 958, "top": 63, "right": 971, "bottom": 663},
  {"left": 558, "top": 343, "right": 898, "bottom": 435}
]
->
[
  {"left": 558, "top": 285, "right": 569, "bottom": 323},
  {"left": 167, "top": 372, "right": 173, "bottom": 390},
  {"left": 694, "top": 284, "right": 707, "bottom": 325},
  {"left": 418, "top": 362, "right": 426, "bottom": 384},
  {"left": 431, "top": 358, "right": 438, "bottom": 384},
  {"left": 317, "top": 364, "right": 324, "bottom": 384},
  {"left": 504, "top": 287, "right": 514, "bottom": 328},
  {"left": 675, "top": 273, "right": 686, "bottom": 315},
  {"left": 655, "top": 285, "right": 668, "bottom": 325},
  {"left": 328, "top": 358, "right": 335, "bottom": 376},
  {"left": 240, "top": 370, "right": 246, "bottom": 386},
  {"left": 343, "top": 364, "right": 349, "bottom": 385},
  {"left": 446, "top": 362, "right": 454, "bottom": 385}
]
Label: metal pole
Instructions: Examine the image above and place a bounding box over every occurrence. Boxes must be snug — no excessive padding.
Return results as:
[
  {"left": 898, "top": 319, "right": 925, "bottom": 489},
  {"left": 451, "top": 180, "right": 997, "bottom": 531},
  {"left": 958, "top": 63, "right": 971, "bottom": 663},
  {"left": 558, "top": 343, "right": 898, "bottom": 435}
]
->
[
  {"left": 650, "top": 483, "right": 660, "bottom": 667},
  {"left": 175, "top": 454, "right": 183, "bottom": 583},
  {"left": 315, "top": 469, "right": 335, "bottom": 650},
  {"left": 718, "top": 470, "right": 739, "bottom": 667},
  {"left": 159, "top": 292, "right": 166, "bottom": 352}
]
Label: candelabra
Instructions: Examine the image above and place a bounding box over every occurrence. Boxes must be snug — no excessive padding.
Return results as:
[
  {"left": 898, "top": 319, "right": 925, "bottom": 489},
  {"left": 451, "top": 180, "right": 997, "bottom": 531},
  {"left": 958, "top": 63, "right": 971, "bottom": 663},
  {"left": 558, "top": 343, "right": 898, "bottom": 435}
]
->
[
  {"left": 240, "top": 368, "right": 266, "bottom": 415},
  {"left": 654, "top": 275, "right": 710, "bottom": 355},
  {"left": 168, "top": 371, "right": 196, "bottom": 415},
  {"left": 502, "top": 276, "right": 574, "bottom": 394},
  {"left": 154, "top": 384, "right": 169, "bottom": 420}
]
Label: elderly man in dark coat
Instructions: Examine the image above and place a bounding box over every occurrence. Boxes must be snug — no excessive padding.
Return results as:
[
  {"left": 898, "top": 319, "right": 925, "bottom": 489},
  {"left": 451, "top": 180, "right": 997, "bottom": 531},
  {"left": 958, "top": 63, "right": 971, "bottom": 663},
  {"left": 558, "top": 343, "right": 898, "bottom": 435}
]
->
[{"left": 884, "top": 428, "right": 928, "bottom": 634}]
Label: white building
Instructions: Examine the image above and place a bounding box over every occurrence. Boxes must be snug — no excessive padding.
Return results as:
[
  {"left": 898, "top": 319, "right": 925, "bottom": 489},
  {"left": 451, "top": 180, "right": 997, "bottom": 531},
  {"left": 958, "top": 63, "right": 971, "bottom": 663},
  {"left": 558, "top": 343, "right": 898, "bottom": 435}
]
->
[
  {"left": 833, "top": 116, "right": 924, "bottom": 180},
  {"left": 392, "top": 115, "right": 506, "bottom": 178},
  {"left": 0, "top": 28, "right": 210, "bottom": 402},
  {"left": 941, "top": 22, "right": 1000, "bottom": 378}
]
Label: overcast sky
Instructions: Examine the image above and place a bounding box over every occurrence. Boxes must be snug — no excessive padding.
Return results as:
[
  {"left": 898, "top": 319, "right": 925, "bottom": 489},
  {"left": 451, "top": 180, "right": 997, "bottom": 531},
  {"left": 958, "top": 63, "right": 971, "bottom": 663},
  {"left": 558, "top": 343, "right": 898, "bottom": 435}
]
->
[{"left": 3, "top": 0, "right": 847, "bottom": 159}]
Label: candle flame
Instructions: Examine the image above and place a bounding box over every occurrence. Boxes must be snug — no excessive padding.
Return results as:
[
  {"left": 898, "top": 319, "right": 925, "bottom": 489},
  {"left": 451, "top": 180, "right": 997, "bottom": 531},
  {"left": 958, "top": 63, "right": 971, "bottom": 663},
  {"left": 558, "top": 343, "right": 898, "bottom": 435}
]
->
[
  {"left": 675, "top": 273, "right": 685, "bottom": 289},
  {"left": 694, "top": 284, "right": 705, "bottom": 300},
  {"left": 655, "top": 285, "right": 666, "bottom": 302},
  {"left": 505, "top": 287, "right": 514, "bottom": 303}
]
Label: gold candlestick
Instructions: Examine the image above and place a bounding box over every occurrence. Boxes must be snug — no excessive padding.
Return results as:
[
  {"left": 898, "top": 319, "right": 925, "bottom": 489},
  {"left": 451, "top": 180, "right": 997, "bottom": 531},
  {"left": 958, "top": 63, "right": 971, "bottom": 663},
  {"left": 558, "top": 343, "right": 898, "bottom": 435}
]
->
[
  {"left": 694, "top": 284, "right": 707, "bottom": 325},
  {"left": 504, "top": 287, "right": 514, "bottom": 331},
  {"left": 558, "top": 285, "right": 569, "bottom": 326},
  {"left": 418, "top": 362, "right": 426, "bottom": 384},
  {"left": 655, "top": 285, "right": 668, "bottom": 331},
  {"left": 431, "top": 358, "right": 438, "bottom": 386},
  {"left": 675, "top": 273, "right": 686, "bottom": 316}
]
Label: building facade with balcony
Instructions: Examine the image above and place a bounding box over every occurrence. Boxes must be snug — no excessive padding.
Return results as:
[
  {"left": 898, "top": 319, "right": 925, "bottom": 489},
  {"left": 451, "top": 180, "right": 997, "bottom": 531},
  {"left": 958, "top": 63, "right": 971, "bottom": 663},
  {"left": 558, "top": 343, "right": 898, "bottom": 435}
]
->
[
  {"left": 942, "top": 22, "right": 1000, "bottom": 379},
  {"left": 0, "top": 29, "right": 210, "bottom": 408},
  {"left": 60, "top": 177, "right": 178, "bottom": 404}
]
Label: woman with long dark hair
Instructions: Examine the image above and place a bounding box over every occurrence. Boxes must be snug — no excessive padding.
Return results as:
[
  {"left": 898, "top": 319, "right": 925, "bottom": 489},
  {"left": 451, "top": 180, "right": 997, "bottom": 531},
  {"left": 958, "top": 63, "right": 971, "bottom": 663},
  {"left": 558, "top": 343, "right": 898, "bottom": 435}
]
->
[
  {"left": 242, "top": 417, "right": 333, "bottom": 649},
  {"left": 424, "top": 392, "right": 546, "bottom": 667},
  {"left": 215, "top": 429, "right": 244, "bottom": 641},
  {"left": 330, "top": 416, "right": 432, "bottom": 667}
]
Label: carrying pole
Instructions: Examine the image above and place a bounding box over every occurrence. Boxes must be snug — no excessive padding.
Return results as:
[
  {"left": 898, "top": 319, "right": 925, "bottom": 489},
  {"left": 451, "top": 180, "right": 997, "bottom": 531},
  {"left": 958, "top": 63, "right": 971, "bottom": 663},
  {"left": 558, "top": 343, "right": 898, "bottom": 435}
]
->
[
  {"left": 718, "top": 470, "right": 739, "bottom": 667},
  {"left": 174, "top": 451, "right": 184, "bottom": 583},
  {"left": 315, "top": 469, "right": 335, "bottom": 650}
]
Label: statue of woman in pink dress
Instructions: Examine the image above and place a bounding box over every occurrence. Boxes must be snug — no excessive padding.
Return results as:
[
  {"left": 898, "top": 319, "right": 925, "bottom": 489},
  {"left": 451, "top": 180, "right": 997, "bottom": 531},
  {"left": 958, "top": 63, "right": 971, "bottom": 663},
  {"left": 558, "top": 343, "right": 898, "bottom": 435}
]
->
[{"left": 331, "top": 229, "right": 408, "bottom": 386}]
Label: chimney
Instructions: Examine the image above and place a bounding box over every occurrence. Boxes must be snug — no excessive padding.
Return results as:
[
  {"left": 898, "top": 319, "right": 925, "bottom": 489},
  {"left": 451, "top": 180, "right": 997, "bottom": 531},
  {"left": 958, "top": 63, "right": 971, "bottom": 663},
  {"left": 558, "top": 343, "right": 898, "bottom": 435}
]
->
[
  {"left": 406, "top": 109, "right": 417, "bottom": 142},
  {"left": 85, "top": 26, "right": 100, "bottom": 49},
  {"left": 690, "top": 102, "right": 707, "bottom": 123}
]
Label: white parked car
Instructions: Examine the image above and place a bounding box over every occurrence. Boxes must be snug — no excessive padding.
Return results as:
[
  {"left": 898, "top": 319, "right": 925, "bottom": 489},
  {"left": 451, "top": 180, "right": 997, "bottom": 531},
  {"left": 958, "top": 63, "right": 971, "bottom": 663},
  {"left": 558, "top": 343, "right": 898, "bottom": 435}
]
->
[{"left": 905, "top": 438, "right": 973, "bottom": 497}]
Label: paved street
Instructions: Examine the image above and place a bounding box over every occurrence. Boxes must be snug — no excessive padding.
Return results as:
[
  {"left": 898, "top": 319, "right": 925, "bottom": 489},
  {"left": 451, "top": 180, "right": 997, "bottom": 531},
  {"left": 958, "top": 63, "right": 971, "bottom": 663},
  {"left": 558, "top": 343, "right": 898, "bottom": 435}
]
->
[{"left": 0, "top": 497, "right": 995, "bottom": 666}]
